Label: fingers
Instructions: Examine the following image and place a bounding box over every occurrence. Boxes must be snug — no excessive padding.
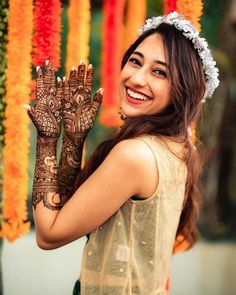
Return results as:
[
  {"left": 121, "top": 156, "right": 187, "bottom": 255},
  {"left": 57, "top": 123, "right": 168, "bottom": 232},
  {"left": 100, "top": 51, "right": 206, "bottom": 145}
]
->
[
  {"left": 44, "top": 60, "right": 56, "bottom": 91},
  {"left": 91, "top": 88, "right": 103, "bottom": 112},
  {"left": 84, "top": 64, "right": 94, "bottom": 96},
  {"left": 56, "top": 77, "right": 63, "bottom": 102},
  {"left": 36, "top": 66, "right": 45, "bottom": 102},
  {"left": 24, "top": 104, "right": 36, "bottom": 122},
  {"left": 68, "top": 66, "right": 77, "bottom": 89},
  {"left": 62, "top": 76, "right": 70, "bottom": 103},
  {"left": 77, "top": 61, "right": 86, "bottom": 87}
]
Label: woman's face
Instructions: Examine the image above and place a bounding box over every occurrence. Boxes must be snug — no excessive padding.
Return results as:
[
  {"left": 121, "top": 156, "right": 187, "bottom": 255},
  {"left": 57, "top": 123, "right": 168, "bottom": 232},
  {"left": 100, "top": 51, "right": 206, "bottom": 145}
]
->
[{"left": 119, "top": 33, "right": 171, "bottom": 118}]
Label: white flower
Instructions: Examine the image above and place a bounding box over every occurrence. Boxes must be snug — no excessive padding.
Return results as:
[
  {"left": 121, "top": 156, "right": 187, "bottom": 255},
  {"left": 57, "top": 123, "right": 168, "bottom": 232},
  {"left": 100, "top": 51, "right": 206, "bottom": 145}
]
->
[{"left": 138, "top": 11, "right": 219, "bottom": 100}]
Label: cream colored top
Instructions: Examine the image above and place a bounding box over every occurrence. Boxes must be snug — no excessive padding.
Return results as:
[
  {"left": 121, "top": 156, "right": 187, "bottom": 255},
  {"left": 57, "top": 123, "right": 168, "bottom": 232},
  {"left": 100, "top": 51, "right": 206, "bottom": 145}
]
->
[{"left": 80, "top": 135, "right": 187, "bottom": 295}]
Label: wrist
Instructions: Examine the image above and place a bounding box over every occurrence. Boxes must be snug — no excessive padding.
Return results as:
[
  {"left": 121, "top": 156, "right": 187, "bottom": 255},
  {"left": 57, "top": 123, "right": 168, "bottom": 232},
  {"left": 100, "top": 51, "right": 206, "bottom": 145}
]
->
[
  {"left": 37, "top": 135, "right": 58, "bottom": 144},
  {"left": 63, "top": 132, "right": 87, "bottom": 146},
  {"left": 63, "top": 133, "right": 88, "bottom": 149}
]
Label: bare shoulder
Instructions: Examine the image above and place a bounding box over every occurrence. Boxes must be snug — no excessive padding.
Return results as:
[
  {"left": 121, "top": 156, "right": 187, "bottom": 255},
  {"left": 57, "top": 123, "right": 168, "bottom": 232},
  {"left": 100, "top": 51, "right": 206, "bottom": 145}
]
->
[
  {"left": 107, "top": 138, "right": 158, "bottom": 197},
  {"left": 108, "top": 138, "right": 156, "bottom": 169}
]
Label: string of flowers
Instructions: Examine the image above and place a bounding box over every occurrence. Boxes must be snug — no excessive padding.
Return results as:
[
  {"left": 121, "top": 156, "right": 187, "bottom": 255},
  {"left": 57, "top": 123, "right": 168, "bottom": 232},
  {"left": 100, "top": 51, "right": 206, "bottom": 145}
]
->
[
  {"left": 164, "top": 0, "right": 177, "bottom": 15},
  {"left": 100, "top": 0, "right": 125, "bottom": 127},
  {"left": 66, "top": 0, "right": 91, "bottom": 74},
  {"left": 124, "top": 0, "right": 146, "bottom": 50},
  {"left": 32, "top": 0, "right": 62, "bottom": 70},
  {"left": 171, "top": 1, "right": 203, "bottom": 254},
  {"left": 176, "top": 0, "right": 203, "bottom": 31},
  {"left": 1, "top": 0, "right": 33, "bottom": 242},
  {"left": 0, "top": 0, "right": 9, "bottom": 209}
]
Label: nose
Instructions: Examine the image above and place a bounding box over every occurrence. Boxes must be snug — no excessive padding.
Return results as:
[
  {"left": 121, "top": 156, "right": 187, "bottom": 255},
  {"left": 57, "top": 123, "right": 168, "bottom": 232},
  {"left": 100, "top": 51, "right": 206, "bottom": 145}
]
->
[{"left": 130, "top": 68, "right": 148, "bottom": 87}]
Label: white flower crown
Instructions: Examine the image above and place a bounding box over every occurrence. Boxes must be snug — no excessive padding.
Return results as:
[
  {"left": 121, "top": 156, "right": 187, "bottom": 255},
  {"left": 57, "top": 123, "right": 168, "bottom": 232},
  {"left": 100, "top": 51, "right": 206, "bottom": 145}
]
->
[{"left": 138, "top": 11, "right": 219, "bottom": 101}]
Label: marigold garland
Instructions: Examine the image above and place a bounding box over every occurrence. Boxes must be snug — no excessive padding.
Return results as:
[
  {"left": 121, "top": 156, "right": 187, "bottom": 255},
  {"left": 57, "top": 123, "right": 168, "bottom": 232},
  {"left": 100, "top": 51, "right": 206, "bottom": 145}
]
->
[
  {"left": 176, "top": 0, "right": 203, "bottom": 31},
  {"left": 100, "top": 0, "right": 125, "bottom": 127},
  {"left": 0, "top": 0, "right": 8, "bottom": 205},
  {"left": 66, "top": 0, "right": 91, "bottom": 74},
  {"left": 2, "top": 0, "right": 33, "bottom": 242},
  {"left": 32, "top": 0, "right": 62, "bottom": 70},
  {"left": 164, "top": 0, "right": 177, "bottom": 14},
  {"left": 124, "top": 0, "right": 146, "bottom": 50}
]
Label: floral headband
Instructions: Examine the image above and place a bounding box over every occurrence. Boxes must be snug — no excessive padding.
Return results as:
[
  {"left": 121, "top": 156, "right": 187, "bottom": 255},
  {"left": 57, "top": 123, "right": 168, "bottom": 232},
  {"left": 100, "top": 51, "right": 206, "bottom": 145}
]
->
[{"left": 138, "top": 11, "right": 219, "bottom": 101}]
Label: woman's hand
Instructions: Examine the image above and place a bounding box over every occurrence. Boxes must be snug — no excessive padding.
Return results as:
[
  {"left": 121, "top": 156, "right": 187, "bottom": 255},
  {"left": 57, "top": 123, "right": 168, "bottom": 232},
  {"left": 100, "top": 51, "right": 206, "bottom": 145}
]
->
[
  {"left": 27, "top": 60, "right": 62, "bottom": 139},
  {"left": 62, "top": 62, "right": 103, "bottom": 140}
]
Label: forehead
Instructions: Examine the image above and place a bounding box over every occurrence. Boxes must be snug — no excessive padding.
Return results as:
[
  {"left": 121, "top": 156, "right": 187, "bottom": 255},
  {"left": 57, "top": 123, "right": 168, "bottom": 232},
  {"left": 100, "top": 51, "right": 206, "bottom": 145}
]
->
[{"left": 134, "top": 33, "right": 166, "bottom": 62}]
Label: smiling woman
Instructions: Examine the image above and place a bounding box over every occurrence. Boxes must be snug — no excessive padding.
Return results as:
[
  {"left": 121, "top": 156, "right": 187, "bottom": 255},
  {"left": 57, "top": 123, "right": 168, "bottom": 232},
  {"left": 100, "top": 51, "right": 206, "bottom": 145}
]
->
[
  {"left": 27, "top": 12, "right": 219, "bottom": 295},
  {"left": 119, "top": 34, "right": 171, "bottom": 117}
]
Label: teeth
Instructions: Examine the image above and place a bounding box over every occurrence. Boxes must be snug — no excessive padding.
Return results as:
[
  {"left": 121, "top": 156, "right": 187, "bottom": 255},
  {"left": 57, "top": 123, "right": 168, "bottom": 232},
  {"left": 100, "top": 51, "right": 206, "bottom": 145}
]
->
[{"left": 127, "top": 88, "right": 148, "bottom": 101}]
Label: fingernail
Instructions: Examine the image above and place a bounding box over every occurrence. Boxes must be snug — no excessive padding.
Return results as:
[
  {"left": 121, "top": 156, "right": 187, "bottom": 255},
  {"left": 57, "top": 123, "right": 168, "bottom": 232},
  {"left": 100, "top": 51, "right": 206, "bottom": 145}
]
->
[
  {"left": 98, "top": 88, "right": 104, "bottom": 94},
  {"left": 45, "top": 60, "right": 49, "bottom": 65},
  {"left": 57, "top": 77, "right": 62, "bottom": 82},
  {"left": 36, "top": 66, "right": 40, "bottom": 72},
  {"left": 63, "top": 76, "right": 66, "bottom": 82},
  {"left": 88, "top": 64, "right": 93, "bottom": 69},
  {"left": 23, "top": 104, "right": 31, "bottom": 111},
  {"left": 71, "top": 66, "right": 76, "bottom": 71},
  {"left": 79, "top": 59, "right": 84, "bottom": 65}
]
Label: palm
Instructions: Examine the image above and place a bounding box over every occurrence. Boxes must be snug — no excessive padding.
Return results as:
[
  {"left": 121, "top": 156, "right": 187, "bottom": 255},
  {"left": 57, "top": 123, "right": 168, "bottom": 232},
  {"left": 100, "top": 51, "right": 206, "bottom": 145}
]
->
[
  {"left": 62, "top": 63, "right": 102, "bottom": 138},
  {"left": 29, "top": 62, "right": 62, "bottom": 138}
]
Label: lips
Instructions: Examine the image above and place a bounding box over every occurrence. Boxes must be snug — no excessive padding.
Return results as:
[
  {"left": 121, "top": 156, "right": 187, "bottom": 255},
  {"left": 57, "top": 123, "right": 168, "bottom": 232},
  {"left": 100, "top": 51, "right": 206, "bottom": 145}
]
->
[{"left": 125, "top": 87, "right": 151, "bottom": 105}]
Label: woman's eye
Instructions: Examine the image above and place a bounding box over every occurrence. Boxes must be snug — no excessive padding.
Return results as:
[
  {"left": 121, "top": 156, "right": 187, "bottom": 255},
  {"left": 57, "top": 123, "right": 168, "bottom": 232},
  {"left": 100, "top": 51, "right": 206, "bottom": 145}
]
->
[
  {"left": 128, "top": 57, "right": 141, "bottom": 66},
  {"left": 154, "top": 69, "right": 167, "bottom": 78}
]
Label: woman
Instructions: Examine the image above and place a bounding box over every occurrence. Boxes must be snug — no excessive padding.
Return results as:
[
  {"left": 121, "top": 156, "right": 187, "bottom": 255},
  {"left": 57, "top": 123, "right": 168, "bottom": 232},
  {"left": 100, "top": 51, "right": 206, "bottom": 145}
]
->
[{"left": 26, "top": 12, "right": 219, "bottom": 295}]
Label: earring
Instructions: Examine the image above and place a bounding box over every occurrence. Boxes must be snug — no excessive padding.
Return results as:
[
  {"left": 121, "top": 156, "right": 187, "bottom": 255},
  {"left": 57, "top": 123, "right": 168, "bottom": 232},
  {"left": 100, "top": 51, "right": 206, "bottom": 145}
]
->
[{"left": 118, "top": 108, "right": 127, "bottom": 121}]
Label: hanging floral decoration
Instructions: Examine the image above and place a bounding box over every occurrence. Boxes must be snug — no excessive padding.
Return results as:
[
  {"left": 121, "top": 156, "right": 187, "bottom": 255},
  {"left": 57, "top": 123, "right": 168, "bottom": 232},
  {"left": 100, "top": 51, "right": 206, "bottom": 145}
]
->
[
  {"left": 66, "top": 0, "right": 91, "bottom": 74},
  {"left": 176, "top": 0, "right": 203, "bottom": 31},
  {"left": 99, "top": 0, "right": 125, "bottom": 127},
  {"left": 124, "top": 0, "right": 146, "bottom": 50},
  {"left": 32, "top": 0, "right": 62, "bottom": 70},
  {"left": 2, "top": 0, "right": 33, "bottom": 242},
  {"left": 0, "top": 0, "right": 8, "bottom": 204},
  {"left": 164, "top": 0, "right": 177, "bottom": 14}
]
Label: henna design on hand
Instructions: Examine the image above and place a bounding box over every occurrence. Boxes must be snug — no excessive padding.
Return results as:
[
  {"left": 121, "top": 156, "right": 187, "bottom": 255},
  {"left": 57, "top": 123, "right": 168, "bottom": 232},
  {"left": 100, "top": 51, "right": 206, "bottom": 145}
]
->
[
  {"left": 58, "top": 63, "right": 103, "bottom": 198},
  {"left": 62, "top": 63, "right": 103, "bottom": 140},
  {"left": 27, "top": 61, "right": 62, "bottom": 138}
]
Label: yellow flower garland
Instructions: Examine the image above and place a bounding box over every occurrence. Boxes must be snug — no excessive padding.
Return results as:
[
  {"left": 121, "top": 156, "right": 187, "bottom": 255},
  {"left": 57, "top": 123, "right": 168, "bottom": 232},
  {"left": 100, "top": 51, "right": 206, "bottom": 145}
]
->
[
  {"left": 2, "top": 0, "right": 33, "bottom": 242},
  {"left": 66, "top": 0, "right": 91, "bottom": 74},
  {"left": 177, "top": 0, "right": 203, "bottom": 31}
]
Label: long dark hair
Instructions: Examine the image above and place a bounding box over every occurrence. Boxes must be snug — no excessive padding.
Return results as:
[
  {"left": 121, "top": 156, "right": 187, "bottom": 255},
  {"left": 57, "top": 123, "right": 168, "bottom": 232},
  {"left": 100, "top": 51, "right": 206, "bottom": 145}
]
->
[{"left": 76, "top": 23, "right": 205, "bottom": 249}]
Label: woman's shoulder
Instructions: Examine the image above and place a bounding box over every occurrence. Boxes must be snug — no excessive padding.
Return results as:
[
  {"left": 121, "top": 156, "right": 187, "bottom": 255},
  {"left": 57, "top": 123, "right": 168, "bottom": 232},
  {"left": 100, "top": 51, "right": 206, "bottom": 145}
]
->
[
  {"left": 109, "top": 138, "right": 159, "bottom": 198},
  {"left": 104, "top": 137, "right": 158, "bottom": 179},
  {"left": 110, "top": 137, "right": 157, "bottom": 165}
]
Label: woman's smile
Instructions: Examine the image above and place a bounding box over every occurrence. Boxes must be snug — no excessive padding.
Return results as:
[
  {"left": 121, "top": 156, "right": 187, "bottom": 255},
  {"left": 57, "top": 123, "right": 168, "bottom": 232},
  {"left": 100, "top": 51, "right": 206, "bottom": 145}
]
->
[
  {"left": 125, "top": 86, "right": 152, "bottom": 105},
  {"left": 119, "top": 33, "right": 171, "bottom": 118}
]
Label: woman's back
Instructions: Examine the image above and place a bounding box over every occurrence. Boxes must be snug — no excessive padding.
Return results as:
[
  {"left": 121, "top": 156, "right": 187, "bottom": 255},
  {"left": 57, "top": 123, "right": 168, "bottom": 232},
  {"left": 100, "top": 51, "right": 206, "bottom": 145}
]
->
[{"left": 80, "top": 135, "right": 187, "bottom": 295}]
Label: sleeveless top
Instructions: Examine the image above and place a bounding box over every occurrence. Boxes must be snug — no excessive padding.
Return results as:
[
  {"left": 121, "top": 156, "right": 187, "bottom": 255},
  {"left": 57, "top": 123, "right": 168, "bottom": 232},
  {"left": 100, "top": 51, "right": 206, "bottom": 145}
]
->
[{"left": 79, "top": 135, "right": 187, "bottom": 295}]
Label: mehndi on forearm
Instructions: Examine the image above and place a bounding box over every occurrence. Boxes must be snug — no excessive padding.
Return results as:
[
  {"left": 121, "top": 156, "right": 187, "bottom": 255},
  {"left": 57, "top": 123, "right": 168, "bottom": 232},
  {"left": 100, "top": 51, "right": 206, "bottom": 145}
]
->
[
  {"left": 33, "top": 136, "right": 64, "bottom": 210},
  {"left": 58, "top": 135, "right": 85, "bottom": 198}
]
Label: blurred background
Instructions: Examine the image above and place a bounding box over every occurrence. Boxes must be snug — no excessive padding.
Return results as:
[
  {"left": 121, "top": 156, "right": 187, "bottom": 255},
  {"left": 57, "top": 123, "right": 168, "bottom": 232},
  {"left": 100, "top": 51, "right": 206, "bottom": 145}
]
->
[{"left": 0, "top": 0, "right": 236, "bottom": 294}]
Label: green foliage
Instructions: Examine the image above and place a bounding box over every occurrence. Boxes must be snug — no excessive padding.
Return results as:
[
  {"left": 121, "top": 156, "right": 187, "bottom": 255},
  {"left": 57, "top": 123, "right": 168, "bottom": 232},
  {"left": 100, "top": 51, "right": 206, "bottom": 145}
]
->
[
  {"left": 201, "top": 0, "right": 230, "bottom": 47},
  {"left": 147, "top": 0, "right": 164, "bottom": 17}
]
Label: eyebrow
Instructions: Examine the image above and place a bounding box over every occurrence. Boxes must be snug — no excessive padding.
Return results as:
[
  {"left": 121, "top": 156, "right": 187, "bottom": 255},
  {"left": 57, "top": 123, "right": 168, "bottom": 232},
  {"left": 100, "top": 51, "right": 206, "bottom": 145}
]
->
[{"left": 132, "top": 51, "right": 169, "bottom": 67}]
